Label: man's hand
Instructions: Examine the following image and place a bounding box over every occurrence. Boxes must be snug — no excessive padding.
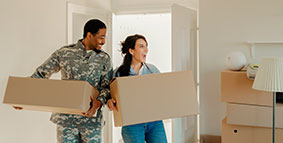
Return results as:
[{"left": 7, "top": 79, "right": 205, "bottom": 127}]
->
[
  {"left": 13, "top": 106, "right": 23, "bottom": 110},
  {"left": 83, "top": 96, "right": 102, "bottom": 117},
  {"left": 107, "top": 98, "right": 118, "bottom": 111}
]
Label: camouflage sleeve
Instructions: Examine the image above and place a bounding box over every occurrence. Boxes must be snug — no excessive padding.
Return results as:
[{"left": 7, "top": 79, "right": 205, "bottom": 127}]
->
[
  {"left": 97, "top": 55, "right": 113, "bottom": 105},
  {"left": 31, "top": 50, "right": 60, "bottom": 79}
]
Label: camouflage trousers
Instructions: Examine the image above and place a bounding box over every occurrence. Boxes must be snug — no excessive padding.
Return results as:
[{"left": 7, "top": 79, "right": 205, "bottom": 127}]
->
[{"left": 57, "top": 125, "right": 101, "bottom": 143}]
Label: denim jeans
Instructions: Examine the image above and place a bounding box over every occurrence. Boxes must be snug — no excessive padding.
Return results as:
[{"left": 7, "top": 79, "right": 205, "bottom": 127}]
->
[{"left": 122, "top": 120, "right": 167, "bottom": 143}]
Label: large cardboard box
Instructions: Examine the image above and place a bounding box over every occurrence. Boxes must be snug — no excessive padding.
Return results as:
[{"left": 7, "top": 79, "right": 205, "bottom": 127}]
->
[
  {"left": 3, "top": 76, "right": 99, "bottom": 114},
  {"left": 221, "top": 70, "right": 272, "bottom": 106},
  {"left": 227, "top": 103, "right": 283, "bottom": 128},
  {"left": 110, "top": 70, "right": 199, "bottom": 127},
  {"left": 200, "top": 135, "right": 221, "bottom": 143},
  {"left": 222, "top": 118, "right": 283, "bottom": 143}
]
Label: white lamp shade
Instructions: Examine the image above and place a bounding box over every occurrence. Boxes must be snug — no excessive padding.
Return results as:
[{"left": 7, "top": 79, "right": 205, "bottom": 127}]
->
[{"left": 252, "top": 57, "right": 283, "bottom": 92}]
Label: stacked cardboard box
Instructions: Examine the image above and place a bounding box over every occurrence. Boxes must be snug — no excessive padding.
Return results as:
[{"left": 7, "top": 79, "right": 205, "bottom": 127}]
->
[
  {"left": 222, "top": 118, "right": 283, "bottom": 143},
  {"left": 221, "top": 70, "right": 283, "bottom": 143},
  {"left": 221, "top": 70, "right": 272, "bottom": 106},
  {"left": 200, "top": 135, "right": 221, "bottom": 143}
]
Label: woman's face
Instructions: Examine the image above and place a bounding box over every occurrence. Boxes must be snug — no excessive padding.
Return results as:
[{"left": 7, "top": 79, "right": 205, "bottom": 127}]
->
[{"left": 129, "top": 39, "right": 148, "bottom": 63}]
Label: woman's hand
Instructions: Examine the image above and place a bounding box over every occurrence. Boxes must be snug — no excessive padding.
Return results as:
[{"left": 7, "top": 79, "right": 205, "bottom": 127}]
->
[{"left": 107, "top": 98, "right": 118, "bottom": 111}]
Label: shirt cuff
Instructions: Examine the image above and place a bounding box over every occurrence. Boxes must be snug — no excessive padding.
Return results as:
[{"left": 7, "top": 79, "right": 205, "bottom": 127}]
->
[{"left": 96, "top": 95, "right": 107, "bottom": 105}]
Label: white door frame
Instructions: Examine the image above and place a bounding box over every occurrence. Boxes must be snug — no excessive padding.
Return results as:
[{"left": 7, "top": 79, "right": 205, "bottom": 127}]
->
[
  {"left": 171, "top": 4, "right": 199, "bottom": 143},
  {"left": 67, "top": 2, "right": 199, "bottom": 143}
]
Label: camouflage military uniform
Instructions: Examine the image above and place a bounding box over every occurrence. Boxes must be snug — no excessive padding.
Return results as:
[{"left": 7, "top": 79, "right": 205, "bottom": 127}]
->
[{"left": 31, "top": 40, "right": 112, "bottom": 143}]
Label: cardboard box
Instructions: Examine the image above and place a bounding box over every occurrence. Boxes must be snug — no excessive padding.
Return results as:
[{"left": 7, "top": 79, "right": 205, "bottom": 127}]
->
[
  {"left": 3, "top": 76, "right": 99, "bottom": 114},
  {"left": 221, "top": 70, "right": 272, "bottom": 106},
  {"left": 200, "top": 135, "right": 221, "bottom": 143},
  {"left": 222, "top": 118, "right": 283, "bottom": 143},
  {"left": 227, "top": 103, "right": 283, "bottom": 128},
  {"left": 110, "top": 70, "right": 199, "bottom": 127}
]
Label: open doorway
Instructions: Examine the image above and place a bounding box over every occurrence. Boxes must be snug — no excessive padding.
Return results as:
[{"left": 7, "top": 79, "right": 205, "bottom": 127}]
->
[
  {"left": 111, "top": 13, "right": 172, "bottom": 143},
  {"left": 68, "top": 3, "right": 198, "bottom": 142}
]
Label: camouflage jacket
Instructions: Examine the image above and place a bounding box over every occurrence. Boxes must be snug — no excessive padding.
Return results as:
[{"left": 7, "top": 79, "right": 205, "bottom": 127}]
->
[{"left": 31, "top": 40, "right": 112, "bottom": 128}]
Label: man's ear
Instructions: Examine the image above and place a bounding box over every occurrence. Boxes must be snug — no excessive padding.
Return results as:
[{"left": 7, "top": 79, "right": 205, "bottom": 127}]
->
[{"left": 86, "top": 32, "right": 92, "bottom": 39}]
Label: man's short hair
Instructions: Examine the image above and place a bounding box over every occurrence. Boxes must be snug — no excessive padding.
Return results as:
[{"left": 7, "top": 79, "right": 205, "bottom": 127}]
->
[{"left": 83, "top": 19, "right": 106, "bottom": 38}]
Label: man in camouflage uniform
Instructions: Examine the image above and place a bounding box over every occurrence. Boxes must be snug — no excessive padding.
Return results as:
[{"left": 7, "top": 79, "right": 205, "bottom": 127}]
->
[{"left": 31, "top": 19, "right": 112, "bottom": 142}]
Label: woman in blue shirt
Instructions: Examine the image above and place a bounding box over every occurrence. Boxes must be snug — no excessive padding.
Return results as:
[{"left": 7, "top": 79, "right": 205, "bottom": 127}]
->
[{"left": 108, "top": 34, "right": 167, "bottom": 143}]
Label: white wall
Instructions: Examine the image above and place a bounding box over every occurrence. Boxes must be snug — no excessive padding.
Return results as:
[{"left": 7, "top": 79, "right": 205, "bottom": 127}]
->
[
  {"left": 199, "top": 0, "right": 283, "bottom": 135},
  {"left": 0, "top": 0, "right": 111, "bottom": 142}
]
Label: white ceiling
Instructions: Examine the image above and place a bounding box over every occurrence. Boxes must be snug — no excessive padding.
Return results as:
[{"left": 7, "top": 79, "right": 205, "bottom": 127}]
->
[{"left": 111, "top": 0, "right": 198, "bottom": 14}]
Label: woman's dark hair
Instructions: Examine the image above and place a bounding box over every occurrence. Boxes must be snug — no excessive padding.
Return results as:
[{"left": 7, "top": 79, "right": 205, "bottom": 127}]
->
[
  {"left": 116, "top": 34, "right": 147, "bottom": 77},
  {"left": 83, "top": 19, "right": 106, "bottom": 38}
]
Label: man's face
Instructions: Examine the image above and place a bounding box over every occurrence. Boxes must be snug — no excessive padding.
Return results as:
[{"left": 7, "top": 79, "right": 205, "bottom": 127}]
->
[{"left": 89, "top": 28, "right": 106, "bottom": 50}]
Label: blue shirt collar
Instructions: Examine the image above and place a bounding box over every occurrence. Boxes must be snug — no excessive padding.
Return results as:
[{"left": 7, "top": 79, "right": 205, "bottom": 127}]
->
[{"left": 129, "top": 63, "right": 145, "bottom": 75}]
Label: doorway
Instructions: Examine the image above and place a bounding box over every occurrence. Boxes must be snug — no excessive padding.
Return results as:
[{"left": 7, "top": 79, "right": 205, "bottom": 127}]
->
[{"left": 111, "top": 13, "right": 172, "bottom": 143}]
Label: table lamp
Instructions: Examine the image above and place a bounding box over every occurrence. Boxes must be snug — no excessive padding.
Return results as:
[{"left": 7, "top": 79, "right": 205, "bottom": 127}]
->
[{"left": 252, "top": 57, "right": 283, "bottom": 143}]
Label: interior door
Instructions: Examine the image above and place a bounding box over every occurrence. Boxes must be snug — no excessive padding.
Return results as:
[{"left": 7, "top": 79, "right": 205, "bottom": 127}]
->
[{"left": 171, "top": 4, "right": 198, "bottom": 143}]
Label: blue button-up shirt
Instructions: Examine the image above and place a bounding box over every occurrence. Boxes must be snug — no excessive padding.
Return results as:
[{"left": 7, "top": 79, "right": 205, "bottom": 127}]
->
[{"left": 113, "top": 63, "right": 160, "bottom": 78}]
